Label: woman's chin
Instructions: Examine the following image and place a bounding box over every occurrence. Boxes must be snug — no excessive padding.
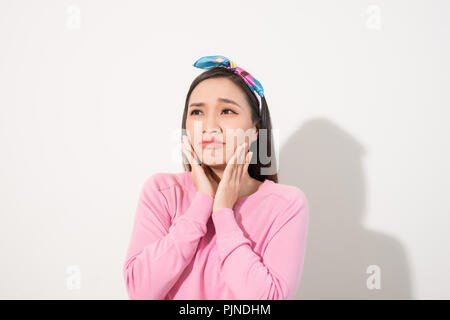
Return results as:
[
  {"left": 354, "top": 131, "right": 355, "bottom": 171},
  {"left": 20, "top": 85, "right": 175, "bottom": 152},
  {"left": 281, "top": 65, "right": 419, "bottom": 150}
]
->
[
  {"left": 199, "top": 154, "right": 226, "bottom": 166},
  {"left": 201, "top": 159, "right": 226, "bottom": 167},
  {"left": 198, "top": 151, "right": 224, "bottom": 164}
]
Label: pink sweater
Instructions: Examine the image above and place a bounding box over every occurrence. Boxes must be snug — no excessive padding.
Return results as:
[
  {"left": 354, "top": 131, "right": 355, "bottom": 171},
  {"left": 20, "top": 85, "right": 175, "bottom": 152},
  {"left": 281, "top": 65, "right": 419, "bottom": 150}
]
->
[{"left": 123, "top": 171, "right": 309, "bottom": 300}]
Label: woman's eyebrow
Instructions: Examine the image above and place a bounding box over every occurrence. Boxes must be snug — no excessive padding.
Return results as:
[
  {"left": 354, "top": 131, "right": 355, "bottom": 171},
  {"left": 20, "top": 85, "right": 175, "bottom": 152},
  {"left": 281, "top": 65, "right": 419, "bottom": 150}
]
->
[
  {"left": 189, "top": 97, "right": 242, "bottom": 109},
  {"left": 218, "top": 97, "right": 241, "bottom": 108}
]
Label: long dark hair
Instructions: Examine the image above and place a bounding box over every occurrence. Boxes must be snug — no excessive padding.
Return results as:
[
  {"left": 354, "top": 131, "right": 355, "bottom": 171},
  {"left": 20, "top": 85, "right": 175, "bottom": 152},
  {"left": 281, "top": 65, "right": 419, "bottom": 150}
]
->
[{"left": 181, "top": 66, "right": 278, "bottom": 183}]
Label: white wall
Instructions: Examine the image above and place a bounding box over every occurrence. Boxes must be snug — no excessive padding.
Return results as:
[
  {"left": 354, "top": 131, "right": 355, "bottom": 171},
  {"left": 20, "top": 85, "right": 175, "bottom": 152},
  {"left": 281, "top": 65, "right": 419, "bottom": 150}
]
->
[{"left": 1, "top": 0, "right": 449, "bottom": 299}]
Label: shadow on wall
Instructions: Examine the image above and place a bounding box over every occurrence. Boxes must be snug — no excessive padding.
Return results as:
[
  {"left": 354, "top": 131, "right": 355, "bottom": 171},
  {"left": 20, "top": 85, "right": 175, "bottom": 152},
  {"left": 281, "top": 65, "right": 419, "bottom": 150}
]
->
[{"left": 278, "top": 118, "right": 412, "bottom": 300}]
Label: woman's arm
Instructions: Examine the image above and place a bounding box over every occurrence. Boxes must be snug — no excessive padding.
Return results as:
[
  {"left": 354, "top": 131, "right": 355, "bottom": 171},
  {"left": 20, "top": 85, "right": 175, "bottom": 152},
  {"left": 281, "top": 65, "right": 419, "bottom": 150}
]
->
[
  {"left": 123, "top": 175, "right": 214, "bottom": 299},
  {"left": 211, "top": 193, "right": 309, "bottom": 300}
]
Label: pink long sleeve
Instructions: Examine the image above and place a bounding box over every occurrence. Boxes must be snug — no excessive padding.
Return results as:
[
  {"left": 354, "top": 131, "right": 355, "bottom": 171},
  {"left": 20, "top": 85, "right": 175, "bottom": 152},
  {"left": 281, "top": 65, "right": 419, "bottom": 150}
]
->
[
  {"left": 211, "top": 191, "right": 309, "bottom": 300},
  {"left": 122, "top": 171, "right": 310, "bottom": 299},
  {"left": 123, "top": 174, "right": 214, "bottom": 300}
]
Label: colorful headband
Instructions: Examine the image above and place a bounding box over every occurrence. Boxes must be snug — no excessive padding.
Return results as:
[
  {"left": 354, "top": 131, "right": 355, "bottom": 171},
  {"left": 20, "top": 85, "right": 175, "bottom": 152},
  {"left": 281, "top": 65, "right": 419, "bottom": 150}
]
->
[{"left": 192, "top": 55, "right": 264, "bottom": 110}]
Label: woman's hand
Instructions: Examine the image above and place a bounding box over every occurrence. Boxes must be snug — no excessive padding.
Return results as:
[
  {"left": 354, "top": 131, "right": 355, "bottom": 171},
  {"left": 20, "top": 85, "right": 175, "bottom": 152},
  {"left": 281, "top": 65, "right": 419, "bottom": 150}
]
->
[
  {"left": 212, "top": 141, "right": 252, "bottom": 213},
  {"left": 182, "top": 134, "right": 218, "bottom": 198}
]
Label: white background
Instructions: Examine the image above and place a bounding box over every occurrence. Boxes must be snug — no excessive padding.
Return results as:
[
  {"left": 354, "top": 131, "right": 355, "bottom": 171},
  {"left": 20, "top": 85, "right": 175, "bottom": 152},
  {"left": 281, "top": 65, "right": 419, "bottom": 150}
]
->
[{"left": 1, "top": 0, "right": 449, "bottom": 299}]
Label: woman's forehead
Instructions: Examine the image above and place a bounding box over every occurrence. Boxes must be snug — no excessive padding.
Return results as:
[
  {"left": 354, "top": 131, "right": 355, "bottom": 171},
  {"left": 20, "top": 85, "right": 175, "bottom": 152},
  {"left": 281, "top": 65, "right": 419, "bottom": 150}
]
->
[{"left": 190, "top": 78, "right": 248, "bottom": 107}]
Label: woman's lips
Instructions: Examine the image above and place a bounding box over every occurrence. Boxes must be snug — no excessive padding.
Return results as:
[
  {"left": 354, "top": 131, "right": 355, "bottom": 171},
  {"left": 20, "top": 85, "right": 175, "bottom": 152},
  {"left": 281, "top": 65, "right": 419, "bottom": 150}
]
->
[{"left": 202, "top": 140, "right": 225, "bottom": 149}]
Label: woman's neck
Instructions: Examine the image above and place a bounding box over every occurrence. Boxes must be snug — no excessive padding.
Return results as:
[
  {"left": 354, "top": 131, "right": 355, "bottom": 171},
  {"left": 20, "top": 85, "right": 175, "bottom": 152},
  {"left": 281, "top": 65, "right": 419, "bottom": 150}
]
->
[{"left": 208, "top": 165, "right": 259, "bottom": 198}]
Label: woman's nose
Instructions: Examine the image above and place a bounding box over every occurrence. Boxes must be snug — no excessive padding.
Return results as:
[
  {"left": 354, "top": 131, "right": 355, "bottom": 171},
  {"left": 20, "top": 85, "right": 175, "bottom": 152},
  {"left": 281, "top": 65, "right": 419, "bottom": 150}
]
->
[{"left": 203, "top": 114, "right": 221, "bottom": 133}]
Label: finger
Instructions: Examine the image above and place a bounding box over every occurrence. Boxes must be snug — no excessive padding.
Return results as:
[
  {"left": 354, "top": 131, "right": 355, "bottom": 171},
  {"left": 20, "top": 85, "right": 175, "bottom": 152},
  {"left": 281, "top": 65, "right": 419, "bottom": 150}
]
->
[
  {"left": 235, "top": 143, "right": 246, "bottom": 183},
  {"left": 243, "top": 151, "right": 253, "bottom": 174},
  {"left": 188, "top": 135, "right": 203, "bottom": 165},
  {"left": 181, "top": 137, "right": 192, "bottom": 163},
  {"left": 232, "top": 143, "right": 244, "bottom": 182},
  {"left": 240, "top": 142, "right": 248, "bottom": 165},
  {"left": 241, "top": 150, "right": 252, "bottom": 183},
  {"left": 183, "top": 135, "right": 200, "bottom": 166},
  {"left": 182, "top": 136, "right": 194, "bottom": 163},
  {"left": 240, "top": 141, "right": 249, "bottom": 173},
  {"left": 182, "top": 142, "right": 196, "bottom": 166},
  {"left": 181, "top": 145, "right": 189, "bottom": 165},
  {"left": 223, "top": 146, "right": 238, "bottom": 182},
  {"left": 189, "top": 141, "right": 202, "bottom": 165}
]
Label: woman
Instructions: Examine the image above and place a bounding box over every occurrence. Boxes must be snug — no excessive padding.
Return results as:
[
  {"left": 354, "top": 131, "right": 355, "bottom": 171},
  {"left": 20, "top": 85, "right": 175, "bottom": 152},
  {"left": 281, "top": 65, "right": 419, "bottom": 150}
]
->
[{"left": 123, "top": 55, "right": 309, "bottom": 300}]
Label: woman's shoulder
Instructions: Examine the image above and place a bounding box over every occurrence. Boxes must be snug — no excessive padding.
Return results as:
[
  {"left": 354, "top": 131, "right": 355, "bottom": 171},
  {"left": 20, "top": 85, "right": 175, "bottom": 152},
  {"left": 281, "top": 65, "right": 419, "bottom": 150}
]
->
[
  {"left": 264, "top": 179, "right": 308, "bottom": 210},
  {"left": 141, "top": 171, "right": 191, "bottom": 193}
]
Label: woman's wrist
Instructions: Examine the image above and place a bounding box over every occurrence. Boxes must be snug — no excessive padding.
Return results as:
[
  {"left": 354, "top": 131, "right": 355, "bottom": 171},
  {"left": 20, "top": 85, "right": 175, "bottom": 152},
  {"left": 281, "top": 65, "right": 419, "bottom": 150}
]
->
[{"left": 212, "top": 206, "right": 233, "bottom": 215}]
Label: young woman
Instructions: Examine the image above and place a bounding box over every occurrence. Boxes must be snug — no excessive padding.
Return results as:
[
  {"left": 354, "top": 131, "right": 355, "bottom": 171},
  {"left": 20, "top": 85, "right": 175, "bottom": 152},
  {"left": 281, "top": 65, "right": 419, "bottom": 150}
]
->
[{"left": 123, "top": 55, "right": 309, "bottom": 300}]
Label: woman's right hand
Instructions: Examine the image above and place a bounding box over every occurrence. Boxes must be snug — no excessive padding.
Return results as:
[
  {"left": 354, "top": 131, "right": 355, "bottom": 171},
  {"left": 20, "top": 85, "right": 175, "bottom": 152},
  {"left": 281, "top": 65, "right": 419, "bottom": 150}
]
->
[{"left": 182, "top": 134, "right": 218, "bottom": 198}]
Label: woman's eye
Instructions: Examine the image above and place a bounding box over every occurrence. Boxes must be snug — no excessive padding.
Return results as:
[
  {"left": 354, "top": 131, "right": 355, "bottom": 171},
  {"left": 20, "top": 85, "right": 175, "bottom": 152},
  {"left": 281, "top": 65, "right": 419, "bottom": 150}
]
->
[
  {"left": 222, "top": 109, "right": 236, "bottom": 115},
  {"left": 190, "top": 110, "right": 202, "bottom": 115},
  {"left": 190, "top": 109, "right": 236, "bottom": 116}
]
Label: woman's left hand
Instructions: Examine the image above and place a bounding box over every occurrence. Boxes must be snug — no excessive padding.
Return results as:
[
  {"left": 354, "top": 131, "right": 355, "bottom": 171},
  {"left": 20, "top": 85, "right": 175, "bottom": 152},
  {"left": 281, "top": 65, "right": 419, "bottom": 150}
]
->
[{"left": 212, "top": 141, "right": 253, "bottom": 213}]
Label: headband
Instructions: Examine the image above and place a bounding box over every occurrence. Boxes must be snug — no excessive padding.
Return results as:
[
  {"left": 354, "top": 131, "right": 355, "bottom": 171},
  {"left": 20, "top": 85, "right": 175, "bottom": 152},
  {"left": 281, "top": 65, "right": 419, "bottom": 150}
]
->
[{"left": 192, "top": 55, "right": 264, "bottom": 111}]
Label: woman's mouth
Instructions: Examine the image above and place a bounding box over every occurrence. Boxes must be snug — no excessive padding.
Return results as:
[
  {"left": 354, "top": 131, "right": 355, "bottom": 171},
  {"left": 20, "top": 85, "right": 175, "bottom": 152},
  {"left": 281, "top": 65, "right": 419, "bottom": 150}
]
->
[{"left": 202, "top": 140, "right": 225, "bottom": 149}]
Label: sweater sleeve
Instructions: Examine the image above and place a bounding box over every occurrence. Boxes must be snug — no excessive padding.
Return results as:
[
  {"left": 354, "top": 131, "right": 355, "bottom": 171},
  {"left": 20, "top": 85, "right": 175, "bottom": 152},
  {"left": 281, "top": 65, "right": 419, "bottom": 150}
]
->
[
  {"left": 123, "top": 176, "right": 214, "bottom": 300},
  {"left": 211, "top": 193, "right": 309, "bottom": 300}
]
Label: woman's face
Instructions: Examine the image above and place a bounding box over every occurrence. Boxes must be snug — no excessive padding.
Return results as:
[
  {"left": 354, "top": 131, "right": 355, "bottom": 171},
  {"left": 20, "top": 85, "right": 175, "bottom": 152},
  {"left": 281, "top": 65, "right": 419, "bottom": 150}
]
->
[{"left": 185, "top": 77, "right": 258, "bottom": 167}]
